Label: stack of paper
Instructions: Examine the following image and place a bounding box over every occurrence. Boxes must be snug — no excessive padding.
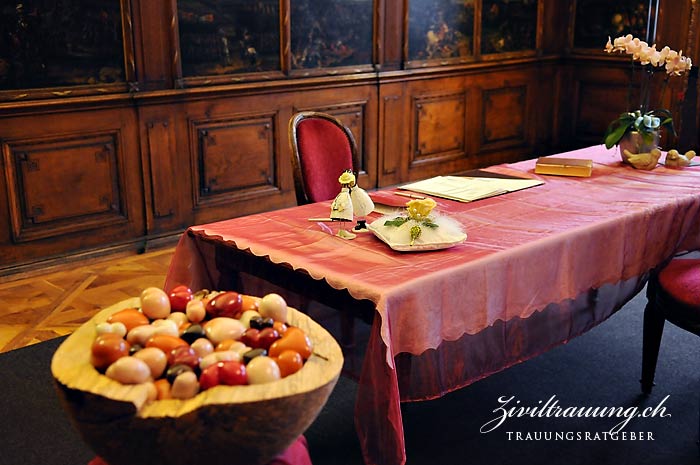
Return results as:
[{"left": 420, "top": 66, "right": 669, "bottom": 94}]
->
[{"left": 399, "top": 175, "right": 543, "bottom": 203}]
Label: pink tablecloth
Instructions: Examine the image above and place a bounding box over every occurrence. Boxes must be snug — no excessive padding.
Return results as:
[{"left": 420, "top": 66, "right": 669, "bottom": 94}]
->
[{"left": 165, "top": 145, "right": 700, "bottom": 465}]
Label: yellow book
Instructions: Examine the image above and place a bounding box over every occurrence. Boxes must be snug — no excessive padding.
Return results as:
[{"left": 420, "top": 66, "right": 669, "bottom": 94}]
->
[{"left": 535, "top": 157, "right": 593, "bottom": 177}]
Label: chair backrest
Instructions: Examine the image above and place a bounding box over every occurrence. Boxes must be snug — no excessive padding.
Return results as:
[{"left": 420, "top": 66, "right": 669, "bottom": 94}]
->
[{"left": 289, "top": 111, "right": 360, "bottom": 205}]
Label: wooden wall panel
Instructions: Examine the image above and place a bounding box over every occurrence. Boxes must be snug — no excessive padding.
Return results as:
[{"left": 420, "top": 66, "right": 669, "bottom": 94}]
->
[
  {"left": 146, "top": 120, "right": 177, "bottom": 219},
  {"left": 193, "top": 114, "right": 279, "bottom": 207},
  {"left": 378, "top": 82, "right": 406, "bottom": 186},
  {"left": 411, "top": 92, "right": 466, "bottom": 166},
  {"left": 0, "top": 107, "right": 143, "bottom": 270},
  {"left": 480, "top": 85, "right": 526, "bottom": 147},
  {"left": 3, "top": 133, "right": 126, "bottom": 242}
]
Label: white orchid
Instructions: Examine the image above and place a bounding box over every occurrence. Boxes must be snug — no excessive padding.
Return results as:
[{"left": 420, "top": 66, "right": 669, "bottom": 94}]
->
[{"left": 603, "top": 35, "right": 691, "bottom": 150}]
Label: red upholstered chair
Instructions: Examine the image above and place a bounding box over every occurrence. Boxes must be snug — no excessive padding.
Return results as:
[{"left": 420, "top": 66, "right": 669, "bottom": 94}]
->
[
  {"left": 288, "top": 111, "right": 363, "bottom": 352},
  {"left": 640, "top": 257, "right": 700, "bottom": 449},
  {"left": 289, "top": 111, "right": 360, "bottom": 205}
]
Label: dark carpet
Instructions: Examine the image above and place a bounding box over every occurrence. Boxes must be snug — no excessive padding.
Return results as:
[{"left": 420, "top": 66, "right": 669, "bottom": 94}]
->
[{"left": 3, "top": 289, "right": 698, "bottom": 465}]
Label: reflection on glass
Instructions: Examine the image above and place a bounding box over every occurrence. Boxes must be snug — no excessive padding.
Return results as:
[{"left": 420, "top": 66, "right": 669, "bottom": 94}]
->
[
  {"left": 481, "top": 0, "right": 537, "bottom": 54},
  {"left": 291, "top": 0, "right": 373, "bottom": 69},
  {"left": 408, "top": 0, "right": 474, "bottom": 61},
  {"left": 0, "top": 0, "right": 125, "bottom": 91},
  {"left": 574, "top": 0, "right": 649, "bottom": 49},
  {"left": 178, "top": 0, "right": 280, "bottom": 77}
]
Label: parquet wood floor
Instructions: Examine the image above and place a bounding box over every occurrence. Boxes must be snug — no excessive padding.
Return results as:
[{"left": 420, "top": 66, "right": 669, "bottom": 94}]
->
[{"left": 0, "top": 248, "right": 174, "bottom": 353}]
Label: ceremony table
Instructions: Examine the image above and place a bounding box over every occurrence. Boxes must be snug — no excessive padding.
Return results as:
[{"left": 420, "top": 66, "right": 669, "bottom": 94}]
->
[{"left": 164, "top": 145, "right": 700, "bottom": 465}]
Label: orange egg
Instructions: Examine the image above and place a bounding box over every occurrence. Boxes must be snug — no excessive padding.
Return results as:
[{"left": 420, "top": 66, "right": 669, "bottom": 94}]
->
[
  {"left": 268, "top": 327, "right": 312, "bottom": 359},
  {"left": 145, "top": 334, "right": 189, "bottom": 354},
  {"left": 273, "top": 350, "right": 304, "bottom": 377},
  {"left": 107, "top": 308, "right": 149, "bottom": 332},
  {"left": 215, "top": 338, "right": 237, "bottom": 352},
  {"left": 273, "top": 321, "right": 288, "bottom": 335},
  {"left": 241, "top": 294, "right": 260, "bottom": 312},
  {"left": 154, "top": 378, "right": 172, "bottom": 400}
]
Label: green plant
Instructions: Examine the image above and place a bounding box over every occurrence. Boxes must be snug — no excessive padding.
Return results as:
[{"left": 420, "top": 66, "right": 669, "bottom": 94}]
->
[{"left": 603, "top": 34, "right": 692, "bottom": 149}]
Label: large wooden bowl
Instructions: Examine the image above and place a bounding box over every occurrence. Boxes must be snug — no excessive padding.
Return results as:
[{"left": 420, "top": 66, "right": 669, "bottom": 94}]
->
[{"left": 52, "top": 297, "right": 343, "bottom": 465}]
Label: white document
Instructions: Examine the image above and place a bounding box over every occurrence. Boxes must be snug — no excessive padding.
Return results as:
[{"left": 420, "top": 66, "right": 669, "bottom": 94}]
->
[{"left": 399, "top": 175, "right": 543, "bottom": 203}]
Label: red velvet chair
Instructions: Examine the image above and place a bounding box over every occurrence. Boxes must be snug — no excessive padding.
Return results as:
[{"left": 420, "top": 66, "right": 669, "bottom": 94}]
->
[
  {"left": 289, "top": 111, "right": 360, "bottom": 205},
  {"left": 288, "top": 111, "right": 364, "bottom": 352},
  {"left": 640, "top": 256, "right": 700, "bottom": 449}
]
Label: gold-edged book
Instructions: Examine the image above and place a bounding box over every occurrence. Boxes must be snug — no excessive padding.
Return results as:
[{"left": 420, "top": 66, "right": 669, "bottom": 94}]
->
[{"left": 535, "top": 157, "right": 593, "bottom": 177}]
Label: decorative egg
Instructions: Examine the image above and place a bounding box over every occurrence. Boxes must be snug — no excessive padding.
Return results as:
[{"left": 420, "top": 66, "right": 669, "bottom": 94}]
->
[
  {"left": 273, "top": 350, "right": 304, "bottom": 378},
  {"left": 152, "top": 319, "right": 179, "bottom": 337},
  {"left": 91, "top": 333, "right": 131, "bottom": 371},
  {"left": 204, "top": 317, "right": 245, "bottom": 345},
  {"left": 170, "top": 371, "right": 199, "bottom": 399},
  {"left": 199, "top": 350, "right": 242, "bottom": 370},
  {"left": 145, "top": 334, "right": 189, "bottom": 354},
  {"left": 185, "top": 299, "right": 206, "bottom": 323},
  {"left": 259, "top": 293, "right": 288, "bottom": 323},
  {"left": 105, "top": 356, "right": 151, "bottom": 384},
  {"left": 268, "top": 327, "right": 313, "bottom": 360},
  {"left": 190, "top": 338, "right": 214, "bottom": 358},
  {"left": 167, "top": 312, "right": 189, "bottom": 329},
  {"left": 95, "top": 321, "right": 127, "bottom": 338},
  {"left": 168, "top": 345, "right": 200, "bottom": 369},
  {"left": 107, "top": 308, "right": 149, "bottom": 332},
  {"left": 246, "top": 356, "right": 281, "bottom": 384},
  {"left": 180, "top": 324, "right": 206, "bottom": 344},
  {"left": 240, "top": 294, "right": 261, "bottom": 312},
  {"left": 126, "top": 324, "right": 157, "bottom": 347},
  {"left": 205, "top": 291, "right": 243, "bottom": 318},
  {"left": 141, "top": 288, "right": 172, "bottom": 320},
  {"left": 132, "top": 347, "right": 168, "bottom": 378}
]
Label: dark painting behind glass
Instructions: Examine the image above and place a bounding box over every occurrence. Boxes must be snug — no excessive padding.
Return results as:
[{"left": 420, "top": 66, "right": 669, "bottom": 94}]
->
[
  {"left": 408, "top": 0, "right": 474, "bottom": 61},
  {"left": 291, "top": 0, "right": 373, "bottom": 69},
  {"left": 574, "top": 0, "right": 649, "bottom": 49},
  {"left": 481, "top": 0, "right": 537, "bottom": 54},
  {"left": 0, "top": 1, "right": 124, "bottom": 91},
  {"left": 179, "top": 0, "right": 280, "bottom": 77}
]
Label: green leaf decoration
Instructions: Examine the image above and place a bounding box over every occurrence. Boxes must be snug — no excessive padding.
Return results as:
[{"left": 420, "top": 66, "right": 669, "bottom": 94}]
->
[
  {"left": 422, "top": 221, "right": 439, "bottom": 228},
  {"left": 384, "top": 217, "right": 409, "bottom": 227},
  {"left": 410, "top": 225, "right": 421, "bottom": 246}
]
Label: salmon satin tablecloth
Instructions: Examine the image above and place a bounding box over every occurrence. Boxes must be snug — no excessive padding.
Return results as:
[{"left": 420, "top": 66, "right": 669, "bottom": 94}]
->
[{"left": 165, "top": 145, "right": 700, "bottom": 465}]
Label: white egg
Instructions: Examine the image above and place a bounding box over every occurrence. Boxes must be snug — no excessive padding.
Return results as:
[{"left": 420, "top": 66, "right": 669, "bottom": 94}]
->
[
  {"left": 141, "top": 288, "right": 171, "bottom": 319},
  {"left": 204, "top": 317, "right": 245, "bottom": 345},
  {"left": 259, "top": 293, "right": 288, "bottom": 322},
  {"left": 132, "top": 347, "right": 168, "bottom": 378},
  {"left": 171, "top": 371, "right": 199, "bottom": 399},
  {"left": 105, "top": 357, "right": 151, "bottom": 384},
  {"left": 186, "top": 299, "right": 206, "bottom": 323},
  {"left": 246, "top": 356, "right": 281, "bottom": 384}
]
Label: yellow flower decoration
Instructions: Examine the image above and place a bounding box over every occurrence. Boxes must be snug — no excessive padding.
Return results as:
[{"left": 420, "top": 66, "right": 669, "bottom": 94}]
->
[
  {"left": 338, "top": 171, "right": 356, "bottom": 186},
  {"left": 406, "top": 198, "right": 437, "bottom": 220}
]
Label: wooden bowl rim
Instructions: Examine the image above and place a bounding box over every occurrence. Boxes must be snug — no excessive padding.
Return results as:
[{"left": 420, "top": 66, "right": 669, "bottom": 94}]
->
[{"left": 51, "top": 297, "right": 344, "bottom": 418}]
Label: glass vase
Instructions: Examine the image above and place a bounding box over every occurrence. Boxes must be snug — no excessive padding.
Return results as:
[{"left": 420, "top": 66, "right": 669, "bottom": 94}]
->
[
  {"left": 618, "top": 131, "right": 661, "bottom": 169},
  {"left": 618, "top": 130, "right": 660, "bottom": 168}
]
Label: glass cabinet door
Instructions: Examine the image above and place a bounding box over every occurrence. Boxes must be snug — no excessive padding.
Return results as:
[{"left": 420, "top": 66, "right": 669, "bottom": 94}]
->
[
  {"left": 0, "top": 0, "right": 126, "bottom": 93},
  {"left": 290, "top": 0, "right": 374, "bottom": 71},
  {"left": 178, "top": 0, "right": 280, "bottom": 78},
  {"left": 407, "top": 0, "right": 475, "bottom": 64},
  {"left": 480, "top": 0, "right": 538, "bottom": 55},
  {"left": 406, "top": 0, "right": 539, "bottom": 67},
  {"left": 573, "top": 0, "right": 650, "bottom": 49}
]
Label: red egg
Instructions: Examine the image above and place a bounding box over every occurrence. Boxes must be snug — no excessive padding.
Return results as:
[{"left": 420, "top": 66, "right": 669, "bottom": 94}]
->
[
  {"left": 169, "top": 285, "right": 193, "bottom": 312},
  {"left": 91, "top": 333, "right": 131, "bottom": 371},
  {"left": 205, "top": 291, "right": 243, "bottom": 318}
]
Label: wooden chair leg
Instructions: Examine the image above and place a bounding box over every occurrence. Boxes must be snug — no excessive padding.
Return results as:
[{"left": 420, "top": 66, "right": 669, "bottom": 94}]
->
[{"left": 640, "top": 299, "right": 665, "bottom": 395}]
